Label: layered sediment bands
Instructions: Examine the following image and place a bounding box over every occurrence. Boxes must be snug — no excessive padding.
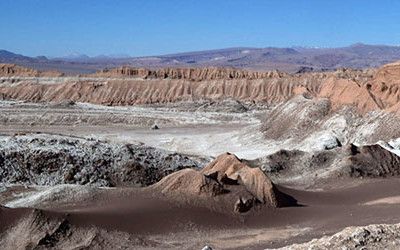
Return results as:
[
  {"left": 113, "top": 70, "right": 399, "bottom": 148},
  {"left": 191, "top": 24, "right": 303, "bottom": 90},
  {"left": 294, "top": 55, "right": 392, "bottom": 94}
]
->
[
  {"left": 0, "top": 74, "right": 326, "bottom": 105},
  {"left": 261, "top": 96, "right": 332, "bottom": 140},
  {"left": 372, "top": 62, "right": 400, "bottom": 84},
  {"left": 92, "top": 66, "right": 287, "bottom": 80},
  {"left": 3, "top": 63, "right": 400, "bottom": 114}
]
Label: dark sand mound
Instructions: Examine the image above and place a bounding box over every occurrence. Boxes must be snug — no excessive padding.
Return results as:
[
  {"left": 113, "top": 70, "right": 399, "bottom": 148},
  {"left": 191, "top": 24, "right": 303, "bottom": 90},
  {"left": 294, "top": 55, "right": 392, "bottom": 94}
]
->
[
  {"left": 4, "top": 179, "right": 400, "bottom": 249},
  {"left": 345, "top": 144, "right": 400, "bottom": 177},
  {"left": 0, "top": 208, "right": 66, "bottom": 249},
  {"left": 0, "top": 206, "right": 32, "bottom": 233},
  {"left": 195, "top": 98, "right": 249, "bottom": 113},
  {"left": 258, "top": 149, "right": 307, "bottom": 173},
  {"left": 252, "top": 148, "right": 342, "bottom": 181},
  {"left": 0, "top": 207, "right": 134, "bottom": 250},
  {"left": 249, "top": 142, "right": 400, "bottom": 188}
]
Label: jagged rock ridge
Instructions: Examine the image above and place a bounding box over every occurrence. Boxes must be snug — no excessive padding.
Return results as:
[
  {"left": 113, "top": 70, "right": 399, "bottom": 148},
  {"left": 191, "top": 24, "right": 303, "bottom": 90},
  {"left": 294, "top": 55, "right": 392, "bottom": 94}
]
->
[
  {"left": 93, "top": 66, "right": 286, "bottom": 80},
  {"left": 0, "top": 133, "right": 205, "bottom": 187},
  {"left": 1, "top": 62, "right": 400, "bottom": 114}
]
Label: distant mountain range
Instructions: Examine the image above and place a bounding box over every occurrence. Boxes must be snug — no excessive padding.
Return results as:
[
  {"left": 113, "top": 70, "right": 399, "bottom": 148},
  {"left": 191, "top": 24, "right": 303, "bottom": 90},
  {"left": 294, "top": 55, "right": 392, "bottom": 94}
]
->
[
  {"left": 0, "top": 50, "right": 48, "bottom": 62},
  {"left": 2, "top": 43, "right": 400, "bottom": 74}
]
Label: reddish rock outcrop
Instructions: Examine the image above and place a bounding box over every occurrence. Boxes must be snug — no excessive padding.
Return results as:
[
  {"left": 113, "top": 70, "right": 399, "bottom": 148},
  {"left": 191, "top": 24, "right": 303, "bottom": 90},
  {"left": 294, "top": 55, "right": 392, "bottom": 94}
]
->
[
  {"left": 153, "top": 153, "right": 296, "bottom": 212},
  {"left": 91, "top": 66, "right": 286, "bottom": 80},
  {"left": 0, "top": 64, "right": 63, "bottom": 77},
  {"left": 2, "top": 62, "right": 400, "bottom": 115}
]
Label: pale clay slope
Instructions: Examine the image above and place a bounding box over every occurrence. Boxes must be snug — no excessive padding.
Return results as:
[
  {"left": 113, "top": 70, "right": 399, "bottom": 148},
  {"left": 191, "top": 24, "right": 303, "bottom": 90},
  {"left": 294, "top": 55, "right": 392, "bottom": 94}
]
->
[
  {"left": 2, "top": 95, "right": 400, "bottom": 162},
  {"left": 2, "top": 95, "right": 400, "bottom": 191},
  {"left": 2, "top": 98, "right": 398, "bottom": 161}
]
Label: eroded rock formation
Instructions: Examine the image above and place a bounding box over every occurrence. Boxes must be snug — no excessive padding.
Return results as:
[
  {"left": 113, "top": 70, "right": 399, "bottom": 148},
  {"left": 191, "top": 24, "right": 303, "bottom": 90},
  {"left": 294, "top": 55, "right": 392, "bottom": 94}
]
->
[
  {"left": 0, "top": 133, "right": 204, "bottom": 187},
  {"left": 152, "top": 152, "right": 297, "bottom": 212},
  {"left": 0, "top": 64, "right": 63, "bottom": 77},
  {"left": 1, "top": 62, "right": 400, "bottom": 115}
]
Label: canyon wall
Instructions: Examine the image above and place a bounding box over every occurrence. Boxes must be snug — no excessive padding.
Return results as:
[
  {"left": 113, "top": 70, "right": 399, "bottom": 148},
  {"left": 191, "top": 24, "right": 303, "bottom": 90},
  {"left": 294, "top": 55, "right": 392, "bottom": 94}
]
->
[{"left": 1, "top": 63, "right": 400, "bottom": 114}]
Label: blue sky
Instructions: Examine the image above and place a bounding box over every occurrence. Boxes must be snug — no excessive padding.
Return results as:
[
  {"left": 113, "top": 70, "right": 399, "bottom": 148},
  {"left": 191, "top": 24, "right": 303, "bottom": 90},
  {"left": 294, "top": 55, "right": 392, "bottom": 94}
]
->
[{"left": 1, "top": 0, "right": 400, "bottom": 57}]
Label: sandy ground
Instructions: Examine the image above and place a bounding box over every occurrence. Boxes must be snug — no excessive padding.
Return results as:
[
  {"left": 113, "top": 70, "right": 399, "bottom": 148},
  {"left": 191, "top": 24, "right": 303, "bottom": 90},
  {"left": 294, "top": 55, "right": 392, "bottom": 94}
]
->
[
  {"left": 2, "top": 100, "right": 400, "bottom": 249},
  {"left": 0, "top": 100, "right": 350, "bottom": 161},
  {"left": 2, "top": 178, "right": 400, "bottom": 249},
  {"left": 0, "top": 101, "right": 275, "bottom": 159},
  {"left": 365, "top": 196, "right": 400, "bottom": 205},
  {"left": 2, "top": 100, "right": 398, "bottom": 161},
  {"left": 0, "top": 124, "right": 271, "bottom": 160}
]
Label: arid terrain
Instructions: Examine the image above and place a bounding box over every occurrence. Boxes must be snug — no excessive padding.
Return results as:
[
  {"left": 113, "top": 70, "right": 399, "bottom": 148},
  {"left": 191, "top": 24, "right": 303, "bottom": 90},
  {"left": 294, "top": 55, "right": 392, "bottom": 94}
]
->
[
  {"left": 2, "top": 61, "right": 400, "bottom": 249},
  {"left": 2, "top": 43, "right": 400, "bottom": 73}
]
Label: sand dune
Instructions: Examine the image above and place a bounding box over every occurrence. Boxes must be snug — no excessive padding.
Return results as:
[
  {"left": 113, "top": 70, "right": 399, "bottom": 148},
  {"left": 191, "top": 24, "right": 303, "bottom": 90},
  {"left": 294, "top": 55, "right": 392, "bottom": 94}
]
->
[{"left": 3, "top": 178, "right": 400, "bottom": 249}]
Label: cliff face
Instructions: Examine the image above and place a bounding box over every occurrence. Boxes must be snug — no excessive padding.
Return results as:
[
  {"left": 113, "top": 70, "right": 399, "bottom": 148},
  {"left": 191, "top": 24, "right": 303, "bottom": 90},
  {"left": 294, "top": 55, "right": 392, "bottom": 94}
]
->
[
  {"left": 92, "top": 66, "right": 287, "bottom": 80},
  {"left": 0, "top": 74, "right": 325, "bottom": 105},
  {"left": 1, "top": 63, "right": 400, "bottom": 114},
  {"left": 367, "top": 62, "right": 400, "bottom": 112}
]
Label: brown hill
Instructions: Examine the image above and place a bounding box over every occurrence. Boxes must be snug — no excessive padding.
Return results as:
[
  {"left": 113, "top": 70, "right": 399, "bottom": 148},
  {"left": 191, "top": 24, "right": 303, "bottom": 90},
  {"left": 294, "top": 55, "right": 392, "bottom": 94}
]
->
[
  {"left": 317, "top": 77, "right": 381, "bottom": 111},
  {"left": 152, "top": 168, "right": 226, "bottom": 197},
  {"left": 368, "top": 62, "right": 400, "bottom": 113},
  {"left": 201, "top": 153, "right": 283, "bottom": 205},
  {"left": 0, "top": 64, "right": 63, "bottom": 77},
  {"left": 0, "top": 63, "right": 39, "bottom": 76},
  {"left": 345, "top": 144, "right": 400, "bottom": 177},
  {"left": 152, "top": 153, "right": 296, "bottom": 213}
]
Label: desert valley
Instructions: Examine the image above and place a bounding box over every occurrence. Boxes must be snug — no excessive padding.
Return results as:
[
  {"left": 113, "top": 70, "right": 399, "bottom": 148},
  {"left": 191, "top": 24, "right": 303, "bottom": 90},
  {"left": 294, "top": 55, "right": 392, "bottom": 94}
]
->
[{"left": 1, "top": 58, "right": 400, "bottom": 249}]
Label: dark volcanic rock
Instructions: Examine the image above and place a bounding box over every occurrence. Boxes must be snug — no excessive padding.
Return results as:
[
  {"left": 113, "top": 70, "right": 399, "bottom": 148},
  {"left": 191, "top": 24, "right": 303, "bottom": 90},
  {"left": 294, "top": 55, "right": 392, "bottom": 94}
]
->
[
  {"left": 195, "top": 98, "right": 249, "bottom": 113},
  {"left": 150, "top": 124, "right": 159, "bottom": 130},
  {"left": 0, "top": 134, "right": 207, "bottom": 187},
  {"left": 345, "top": 144, "right": 400, "bottom": 177}
]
